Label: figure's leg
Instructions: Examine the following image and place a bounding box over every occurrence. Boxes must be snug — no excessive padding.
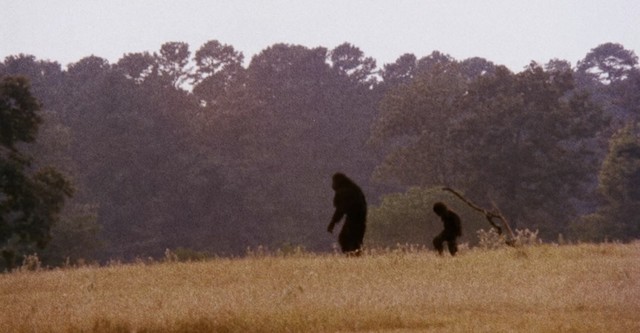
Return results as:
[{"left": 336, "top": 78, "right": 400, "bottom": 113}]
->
[
  {"left": 341, "top": 218, "right": 365, "bottom": 256},
  {"left": 447, "top": 238, "right": 458, "bottom": 256},
  {"left": 338, "top": 228, "right": 351, "bottom": 253},
  {"left": 350, "top": 225, "right": 365, "bottom": 256},
  {"left": 339, "top": 235, "right": 362, "bottom": 256},
  {"left": 433, "top": 234, "right": 445, "bottom": 255}
]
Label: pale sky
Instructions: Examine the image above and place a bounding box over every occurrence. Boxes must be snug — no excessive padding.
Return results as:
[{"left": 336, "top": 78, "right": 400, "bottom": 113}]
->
[{"left": 1, "top": 0, "right": 639, "bottom": 71}]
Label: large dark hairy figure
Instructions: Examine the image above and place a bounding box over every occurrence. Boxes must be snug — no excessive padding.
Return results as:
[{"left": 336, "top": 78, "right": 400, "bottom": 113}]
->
[
  {"left": 327, "top": 173, "right": 367, "bottom": 255},
  {"left": 432, "top": 202, "right": 462, "bottom": 256}
]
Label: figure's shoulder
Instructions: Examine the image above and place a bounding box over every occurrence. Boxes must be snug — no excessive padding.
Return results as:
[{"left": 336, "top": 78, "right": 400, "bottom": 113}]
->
[
  {"left": 337, "top": 184, "right": 359, "bottom": 194},
  {"left": 447, "top": 210, "right": 461, "bottom": 220},
  {"left": 334, "top": 187, "right": 351, "bottom": 200}
]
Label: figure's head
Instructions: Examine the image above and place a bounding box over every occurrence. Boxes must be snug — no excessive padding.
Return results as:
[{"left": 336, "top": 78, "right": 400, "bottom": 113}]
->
[
  {"left": 332, "top": 172, "right": 351, "bottom": 190},
  {"left": 433, "top": 202, "right": 448, "bottom": 216}
]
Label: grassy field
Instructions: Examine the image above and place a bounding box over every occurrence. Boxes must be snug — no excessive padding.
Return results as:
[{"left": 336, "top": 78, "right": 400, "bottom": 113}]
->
[{"left": 1, "top": 243, "right": 639, "bottom": 332}]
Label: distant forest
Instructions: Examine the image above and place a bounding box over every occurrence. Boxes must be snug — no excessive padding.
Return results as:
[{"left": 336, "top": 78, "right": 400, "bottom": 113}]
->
[{"left": 1, "top": 41, "right": 639, "bottom": 266}]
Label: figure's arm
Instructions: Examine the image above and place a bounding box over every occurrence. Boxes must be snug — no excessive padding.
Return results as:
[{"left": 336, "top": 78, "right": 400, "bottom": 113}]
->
[
  {"left": 328, "top": 192, "right": 345, "bottom": 233},
  {"left": 328, "top": 208, "right": 344, "bottom": 233}
]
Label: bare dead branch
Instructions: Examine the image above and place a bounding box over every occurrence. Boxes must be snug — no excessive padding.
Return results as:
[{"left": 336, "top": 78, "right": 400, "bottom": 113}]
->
[{"left": 442, "top": 187, "right": 516, "bottom": 246}]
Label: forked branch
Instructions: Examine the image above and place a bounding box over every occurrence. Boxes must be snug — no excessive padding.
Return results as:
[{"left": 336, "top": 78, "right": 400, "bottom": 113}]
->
[{"left": 442, "top": 187, "right": 516, "bottom": 246}]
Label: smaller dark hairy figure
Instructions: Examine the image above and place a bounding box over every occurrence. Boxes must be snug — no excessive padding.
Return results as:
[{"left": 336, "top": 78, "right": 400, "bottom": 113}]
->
[
  {"left": 327, "top": 173, "right": 367, "bottom": 256},
  {"left": 432, "top": 202, "right": 462, "bottom": 256}
]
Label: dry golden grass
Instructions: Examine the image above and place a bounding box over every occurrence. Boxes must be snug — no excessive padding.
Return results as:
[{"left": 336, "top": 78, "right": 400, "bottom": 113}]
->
[{"left": 1, "top": 243, "right": 639, "bottom": 332}]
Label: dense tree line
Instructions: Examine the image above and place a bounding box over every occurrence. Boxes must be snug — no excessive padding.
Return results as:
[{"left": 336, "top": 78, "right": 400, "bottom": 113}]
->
[
  {"left": 0, "top": 76, "right": 73, "bottom": 269},
  {"left": 1, "top": 41, "right": 638, "bottom": 266}
]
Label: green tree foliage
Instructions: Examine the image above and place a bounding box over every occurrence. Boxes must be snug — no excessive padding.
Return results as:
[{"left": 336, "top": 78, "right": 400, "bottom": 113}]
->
[
  {"left": 222, "top": 43, "right": 382, "bottom": 250},
  {"left": 2, "top": 41, "right": 636, "bottom": 264},
  {"left": 577, "top": 42, "right": 638, "bottom": 84},
  {"left": 116, "top": 52, "right": 157, "bottom": 84},
  {"left": 373, "top": 59, "right": 607, "bottom": 239},
  {"left": 0, "top": 77, "right": 41, "bottom": 148},
  {"left": 572, "top": 122, "right": 640, "bottom": 241},
  {"left": 0, "top": 76, "right": 73, "bottom": 269},
  {"left": 330, "top": 42, "right": 377, "bottom": 86},
  {"left": 599, "top": 123, "right": 640, "bottom": 211},
  {"left": 63, "top": 54, "right": 247, "bottom": 258},
  {"left": 380, "top": 53, "right": 417, "bottom": 88},
  {"left": 1, "top": 55, "right": 102, "bottom": 266},
  {"left": 156, "top": 41, "right": 192, "bottom": 88},
  {"left": 458, "top": 64, "right": 606, "bottom": 237},
  {"left": 372, "top": 53, "right": 469, "bottom": 187},
  {"left": 576, "top": 43, "right": 639, "bottom": 128},
  {"left": 192, "top": 40, "right": 246, "bottom": 107}
]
